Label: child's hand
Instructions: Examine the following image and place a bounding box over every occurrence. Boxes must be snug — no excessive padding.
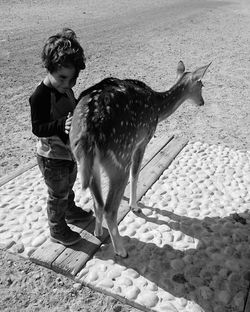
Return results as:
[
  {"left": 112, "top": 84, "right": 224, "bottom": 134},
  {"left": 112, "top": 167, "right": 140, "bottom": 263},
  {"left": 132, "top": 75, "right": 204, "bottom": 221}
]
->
[{"left": 65, "top": 112, "right": 73, "bottom": 134}]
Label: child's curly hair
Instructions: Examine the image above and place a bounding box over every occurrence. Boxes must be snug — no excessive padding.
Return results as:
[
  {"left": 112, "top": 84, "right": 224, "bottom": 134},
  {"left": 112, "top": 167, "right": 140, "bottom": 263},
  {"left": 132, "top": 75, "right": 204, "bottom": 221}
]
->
[{"left": 42, "top": 28, "right": 86, "bottom": 73}]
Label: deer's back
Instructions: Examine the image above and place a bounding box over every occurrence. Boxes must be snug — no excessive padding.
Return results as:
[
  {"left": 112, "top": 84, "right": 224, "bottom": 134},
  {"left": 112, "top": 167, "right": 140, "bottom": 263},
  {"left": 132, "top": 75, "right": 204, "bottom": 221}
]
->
[{"left": 72, "top": 78, "right": 158, "bottom": 161}]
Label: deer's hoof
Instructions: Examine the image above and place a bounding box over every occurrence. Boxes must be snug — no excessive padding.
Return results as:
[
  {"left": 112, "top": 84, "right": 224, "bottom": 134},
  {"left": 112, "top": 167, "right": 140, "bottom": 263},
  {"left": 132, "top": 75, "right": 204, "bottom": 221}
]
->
[
  {"left": 130, "top": 205, "right": 142, "bottom": 213},
  {"left": 94, "top": 228, "right": 103, "bottom": 237},
  {"left": 115, "top": 248, "right": 128, "bottom": 258}
]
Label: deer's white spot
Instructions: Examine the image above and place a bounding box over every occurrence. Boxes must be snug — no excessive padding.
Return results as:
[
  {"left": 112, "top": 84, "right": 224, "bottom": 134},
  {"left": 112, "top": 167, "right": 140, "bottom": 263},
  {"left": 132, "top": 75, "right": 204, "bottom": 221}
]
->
[
  {"left": 107, "top": 149, "right": 123, "bottom": 169},
  {"left": 99, "top": 133, "right": 106, "bottom": 141},
  {"left": 93, "top": 95, "right": 99, "bottom": 101},
  {"left": 85, "top": 97, "right": 93, "bottom": 104},
  {"left": 116, "top": 85, "right": 126, "bottom": 92}
]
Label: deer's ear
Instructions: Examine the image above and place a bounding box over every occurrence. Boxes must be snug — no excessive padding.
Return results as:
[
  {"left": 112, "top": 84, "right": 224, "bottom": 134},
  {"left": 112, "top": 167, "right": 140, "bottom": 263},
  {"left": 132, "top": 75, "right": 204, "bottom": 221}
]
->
[
  {"left": 192, "top": 62, "right": 211, "bottom": 81},
  {"left": 177, "top": 61, "right": 185, "bottom": 79}
]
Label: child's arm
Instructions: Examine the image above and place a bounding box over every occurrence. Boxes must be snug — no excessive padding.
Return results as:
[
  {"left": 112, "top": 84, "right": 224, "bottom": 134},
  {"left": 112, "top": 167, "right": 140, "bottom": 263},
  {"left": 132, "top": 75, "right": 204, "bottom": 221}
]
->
[{"left": 29, "top": 86, "right": 69, "bottom": 143}]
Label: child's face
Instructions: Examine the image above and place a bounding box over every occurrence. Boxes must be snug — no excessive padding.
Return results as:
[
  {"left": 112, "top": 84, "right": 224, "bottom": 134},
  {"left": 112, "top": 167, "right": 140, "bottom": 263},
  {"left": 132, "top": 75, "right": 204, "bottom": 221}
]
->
[{"left": 48, "top": 66, "right": 78, "bottom": 94}]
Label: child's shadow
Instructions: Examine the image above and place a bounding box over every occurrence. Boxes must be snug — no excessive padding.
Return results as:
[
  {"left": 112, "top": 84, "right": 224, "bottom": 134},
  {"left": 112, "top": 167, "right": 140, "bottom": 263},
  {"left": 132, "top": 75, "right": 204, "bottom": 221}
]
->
[{"left": 96, "top": 203, "right": 250, "bottom": 312}]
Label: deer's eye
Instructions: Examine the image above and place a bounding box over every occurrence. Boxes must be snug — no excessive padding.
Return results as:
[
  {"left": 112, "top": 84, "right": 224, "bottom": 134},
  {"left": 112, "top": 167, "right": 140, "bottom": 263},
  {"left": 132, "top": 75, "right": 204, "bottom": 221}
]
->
[{"left": 197, "top": 80, "right": 204, "bottom": 88}]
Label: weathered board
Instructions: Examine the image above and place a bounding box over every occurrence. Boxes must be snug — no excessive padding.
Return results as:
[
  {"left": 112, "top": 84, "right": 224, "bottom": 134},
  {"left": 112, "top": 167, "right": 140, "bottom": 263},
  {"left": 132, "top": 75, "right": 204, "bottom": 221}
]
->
[
  {"left": 0, "top": 160, "right": 37, "bottom": 188},
  {"left": 140, "top": 133, "right": 174, "bottom": 169},
  {"left": 29, "top": 217, "right": 94, "bottom": 268},
  {"left": 30, "top": 134, "right": 187, "bottom": 277},
  {"left": 29, "top": 239, "right": 66, "bottom": 269},
  {"left": 244, "top": 287, "right": 250, "bottom": 312},
  {"left": 51, "top": 222, "right": 109, "bottom": 276}
]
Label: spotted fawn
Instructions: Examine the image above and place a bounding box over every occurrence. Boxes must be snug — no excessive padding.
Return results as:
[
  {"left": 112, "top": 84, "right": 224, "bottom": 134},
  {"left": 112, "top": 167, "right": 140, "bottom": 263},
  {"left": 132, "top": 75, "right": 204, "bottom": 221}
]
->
[{"left": 70, "top": 61, "right": 211, "bottom": 257}]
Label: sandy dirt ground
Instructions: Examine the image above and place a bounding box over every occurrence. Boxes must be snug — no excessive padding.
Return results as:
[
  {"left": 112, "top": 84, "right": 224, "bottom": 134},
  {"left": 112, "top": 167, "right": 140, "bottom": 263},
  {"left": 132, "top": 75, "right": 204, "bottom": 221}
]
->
[{"left": 0, "top": 0, "right": 250, "bottom": 311}]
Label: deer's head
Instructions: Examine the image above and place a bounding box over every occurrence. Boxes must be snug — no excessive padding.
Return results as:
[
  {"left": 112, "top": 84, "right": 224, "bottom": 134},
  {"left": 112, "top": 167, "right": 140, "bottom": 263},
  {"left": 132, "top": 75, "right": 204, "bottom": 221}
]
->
[{"left": 176, "top": 61, "right": 211, "bottom": 106}]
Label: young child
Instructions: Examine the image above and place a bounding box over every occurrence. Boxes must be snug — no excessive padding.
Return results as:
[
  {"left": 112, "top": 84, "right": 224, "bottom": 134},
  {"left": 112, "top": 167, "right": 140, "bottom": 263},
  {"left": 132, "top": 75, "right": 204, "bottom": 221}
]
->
[{"left": 29, "top": 28, "right": 92, "bottom": 246}]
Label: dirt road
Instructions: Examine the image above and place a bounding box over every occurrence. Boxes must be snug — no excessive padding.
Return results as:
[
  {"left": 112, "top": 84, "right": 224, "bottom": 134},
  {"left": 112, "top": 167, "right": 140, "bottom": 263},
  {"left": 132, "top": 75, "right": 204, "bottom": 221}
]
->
[
  {"left": 0, "top": 0, "right": 250, "bottom": 311},
  {"left": 1, "top": 0, "right": 250, "bottom": 179}
]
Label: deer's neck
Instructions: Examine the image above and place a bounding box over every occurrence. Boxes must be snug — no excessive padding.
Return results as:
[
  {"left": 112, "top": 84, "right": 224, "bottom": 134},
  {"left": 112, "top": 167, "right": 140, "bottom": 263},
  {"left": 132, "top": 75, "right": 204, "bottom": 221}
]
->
[{"left": 156, "top": 83, "right": 188, "bottom": 122}]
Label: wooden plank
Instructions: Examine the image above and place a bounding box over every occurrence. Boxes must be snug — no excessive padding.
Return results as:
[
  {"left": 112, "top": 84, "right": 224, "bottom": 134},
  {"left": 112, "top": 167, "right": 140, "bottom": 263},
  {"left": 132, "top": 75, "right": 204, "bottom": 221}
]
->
[
  {"left": 0, "top": 160, "right": 37, "bottom": 187},
  {"left": 141, "top": 133, "right": 174, "bottom": 169},
  {"left": 244, "top": 284, "right": 250, "bottom": 312},
  {"left": 51, "top": 222, "right": 109, "bottom": 276},
  {"left": 29, "top": 239, "right": 66, "bottom": 269},
  {"left": 30, "top": 217, "right": 94, "bottom": 267}
]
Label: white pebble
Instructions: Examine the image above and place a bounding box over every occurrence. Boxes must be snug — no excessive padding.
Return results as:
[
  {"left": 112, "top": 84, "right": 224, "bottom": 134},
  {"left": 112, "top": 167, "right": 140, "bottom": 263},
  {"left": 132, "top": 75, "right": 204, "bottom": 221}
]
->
[
  {"left": 73, "top": 283, "right": 82, "bottom": 290},
  {"left": 98, "top": 278, "right": 114, "bottom": 289},
  {"left": 126, "top": 268, "right": 140, "bottom": 279},
  {"left": 158, "top": 302, "right": 178, "bottom": 312},
  {"left": 124, "top": 286, "right": 140, "bottom": 300},
  {"left": 31, "top": 235, "right": 47, "bottom": 247},
  {"left": 199, "top": 286, "right": 213, "bottom": 300},
  {"left": 87, "top": 270, "right": 99, "bottom": 282},
  {"left": 118, "top": 276, "right": 133, "bottom": 287},
  {"left": 137, "top": 291, "right": 159, "bottom": 308},
  {"left": 233, "top": 291, "right": 245, "bottom": 309},
  {"left": 170, "top": 259, "right": 185, "bottom": 271},
  {"left": 217, "top": 290, "right": 231, "bottom": 305}
]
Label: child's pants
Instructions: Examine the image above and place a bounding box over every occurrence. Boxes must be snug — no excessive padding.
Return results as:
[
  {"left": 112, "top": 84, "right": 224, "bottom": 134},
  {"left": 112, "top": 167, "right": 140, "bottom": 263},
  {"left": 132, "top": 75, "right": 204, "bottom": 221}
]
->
[{"left": 37, "top": 155, "right": 77, "bottom": 235}]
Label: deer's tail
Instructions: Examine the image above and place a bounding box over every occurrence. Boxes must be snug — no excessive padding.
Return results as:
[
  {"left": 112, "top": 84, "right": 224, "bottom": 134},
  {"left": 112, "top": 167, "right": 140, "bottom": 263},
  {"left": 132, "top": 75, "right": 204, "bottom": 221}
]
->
[{"left": 71, "top": 135, "right": 95, "bottom": 189}]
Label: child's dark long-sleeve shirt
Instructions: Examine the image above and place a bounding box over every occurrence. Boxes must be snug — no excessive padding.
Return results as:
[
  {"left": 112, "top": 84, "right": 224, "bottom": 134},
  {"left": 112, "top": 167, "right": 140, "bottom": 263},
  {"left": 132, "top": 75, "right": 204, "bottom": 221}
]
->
[{"left": 29, "top": 82, "right": 76, "bottom": 160}]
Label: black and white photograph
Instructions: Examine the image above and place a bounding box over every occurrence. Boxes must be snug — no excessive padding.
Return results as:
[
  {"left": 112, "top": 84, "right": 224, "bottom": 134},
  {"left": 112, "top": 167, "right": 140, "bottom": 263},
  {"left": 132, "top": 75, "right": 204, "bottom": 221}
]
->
[{"left": 0, "top": 1, "right": 250, "bottom": 311}]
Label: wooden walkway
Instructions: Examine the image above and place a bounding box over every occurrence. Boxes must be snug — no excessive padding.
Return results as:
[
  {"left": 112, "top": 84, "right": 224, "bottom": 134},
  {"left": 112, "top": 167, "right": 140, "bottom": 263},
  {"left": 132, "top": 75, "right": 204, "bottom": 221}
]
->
[
  {"left": 2, "top": 134, "right": 250, "bottom": 312},
  {"left": 244, "top": 284, "right": 250, "bottom": 312},
  {"left": 30, "top": 134, "right": 188, "bottom": 278}
]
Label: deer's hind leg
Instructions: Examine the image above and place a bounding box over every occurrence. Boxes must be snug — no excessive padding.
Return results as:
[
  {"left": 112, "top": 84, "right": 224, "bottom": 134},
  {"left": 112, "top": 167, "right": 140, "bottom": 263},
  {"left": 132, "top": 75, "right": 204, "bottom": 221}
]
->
[
  {"left": 89, "top": 160, "right": 104, "bottom": 237},
  {"left": 103, "top": 163, "right": 130, "bottom": 258},
  {"left": 129, "top": 142, "right": 147, "bottom": 212}
]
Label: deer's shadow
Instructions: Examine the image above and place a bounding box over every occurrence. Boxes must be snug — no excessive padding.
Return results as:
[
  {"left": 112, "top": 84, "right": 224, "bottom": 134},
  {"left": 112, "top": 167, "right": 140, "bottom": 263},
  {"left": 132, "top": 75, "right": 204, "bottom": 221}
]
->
[{"left": 95, "top": 203, "right": 250, "bottom": 312}]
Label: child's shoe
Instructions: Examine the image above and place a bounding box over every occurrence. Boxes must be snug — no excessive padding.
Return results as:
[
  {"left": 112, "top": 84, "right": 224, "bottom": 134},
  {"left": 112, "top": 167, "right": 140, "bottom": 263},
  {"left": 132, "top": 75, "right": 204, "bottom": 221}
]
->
[
  {"left": 65, "top": 206, "right": 93, "bottom": 224},
  {"left": 50, "top": 227, "right": 82, "bottom": 246}
]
